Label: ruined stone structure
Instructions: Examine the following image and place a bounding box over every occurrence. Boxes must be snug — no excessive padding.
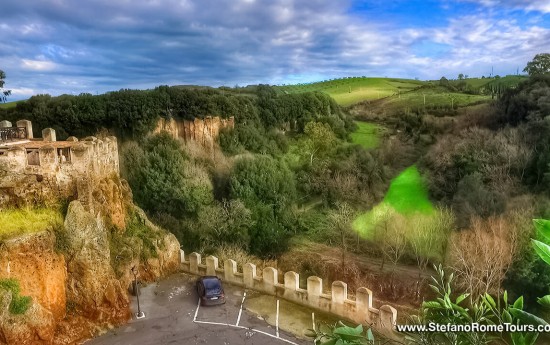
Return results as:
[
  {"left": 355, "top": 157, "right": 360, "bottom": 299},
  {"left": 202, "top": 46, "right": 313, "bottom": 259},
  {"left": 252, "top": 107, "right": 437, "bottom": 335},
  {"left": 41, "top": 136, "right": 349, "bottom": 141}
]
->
[
  {"left": 153, "top": 116, "right": 234, "bottom": 148},
  {"left": 181, "top": 251, "right": 400, "bottom": 338},
  {"left": 0, "top": 119, "right": 119, "bottom": 208}
]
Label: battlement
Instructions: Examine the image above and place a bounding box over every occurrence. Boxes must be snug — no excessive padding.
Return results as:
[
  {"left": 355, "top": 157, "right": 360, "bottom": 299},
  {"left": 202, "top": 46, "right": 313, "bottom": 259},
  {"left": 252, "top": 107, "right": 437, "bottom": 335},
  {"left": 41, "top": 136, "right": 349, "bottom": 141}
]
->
[
  {"left": 0, "top": 120, "right": 119, "bottom": 177},
  {"left": 0, "top": 119, "right": 119, "bottom": 207},
  {"left": 181, "top": 251, "right": 400, "bottom": 337}
]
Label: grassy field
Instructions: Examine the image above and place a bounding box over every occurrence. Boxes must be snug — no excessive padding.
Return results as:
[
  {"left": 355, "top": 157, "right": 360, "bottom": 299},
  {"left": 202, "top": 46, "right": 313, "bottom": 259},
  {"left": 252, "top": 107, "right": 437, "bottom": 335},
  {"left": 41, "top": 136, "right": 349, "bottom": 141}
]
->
[
  {"left": 350, "top": 121, "right": 384, "bottom": 150},
  {"left": 0, "top": 208, "right": 63, "bottom": 240},
  {"left": 276, "top": 77, "right": 425, "bottom": 106},
  {"left": 461, "top": 75, "right": 527, "bottom": 90},
  {"left": 367, "top": 86, "right": 490, "bottom": 114},
  {"left": 0, "top": 101, "right": 19, "bottom": 109},
  {"left": 352, "top": 165, "right": 434, "bottom": 239}
]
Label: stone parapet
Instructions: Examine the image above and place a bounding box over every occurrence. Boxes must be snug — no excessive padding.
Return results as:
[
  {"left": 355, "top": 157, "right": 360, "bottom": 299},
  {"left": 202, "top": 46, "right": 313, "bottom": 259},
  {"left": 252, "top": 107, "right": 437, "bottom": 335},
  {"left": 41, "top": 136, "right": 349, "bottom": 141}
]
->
[{"left": 180, "top": 251, "right": 399, "bottom": 335}]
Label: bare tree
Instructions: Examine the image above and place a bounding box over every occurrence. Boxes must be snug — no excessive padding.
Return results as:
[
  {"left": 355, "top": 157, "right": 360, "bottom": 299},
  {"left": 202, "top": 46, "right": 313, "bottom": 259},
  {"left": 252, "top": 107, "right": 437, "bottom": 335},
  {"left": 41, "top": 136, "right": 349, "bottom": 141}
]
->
[
  {"left": 327, "top": 202, "right": 355, "bottom": 272},
  {"left": 373, "top": 206, "right": 407, "bottom": 271},
  {"left": 409, "top": 207, "right": 454, "bottom": 272},
  {"left": 449, "top": 213, "right": 522, "bottom": 300}
]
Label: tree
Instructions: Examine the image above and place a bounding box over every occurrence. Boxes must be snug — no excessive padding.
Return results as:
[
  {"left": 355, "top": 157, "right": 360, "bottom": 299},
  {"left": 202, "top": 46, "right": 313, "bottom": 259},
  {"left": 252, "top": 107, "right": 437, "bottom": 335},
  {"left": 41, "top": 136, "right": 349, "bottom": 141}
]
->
[
  {"left": 327, "top": 202, "right": 355, "bottom": 272},
  {"left": 458, "top": 73, "right": 465, "bottom": 80},
  {"left": 303, "top": 121, "right": 337, "bottom": 165},
  {"left": 0, "top": 70, "right": 11, "bottom": 103},
  {"left": 523, "top": 53, "right": 550, "bottom": 76},
  {"left": 449, "top": 215, "right": 521, "bottom": 300}
]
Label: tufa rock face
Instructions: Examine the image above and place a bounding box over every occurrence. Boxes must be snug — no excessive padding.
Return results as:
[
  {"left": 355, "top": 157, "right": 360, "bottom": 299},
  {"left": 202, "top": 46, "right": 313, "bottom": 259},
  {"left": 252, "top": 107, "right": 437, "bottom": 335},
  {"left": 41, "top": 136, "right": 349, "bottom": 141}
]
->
[
  {"left": 64, "top": 200, "right": 130, "bottom": 324},
  {"left": 0, "top": 290, "right": 55, "bottom": 344},
  {"left": 0, "top": 231, "right": 67, "bottom": 322},
  {"left": 153, "top": 116, "right": 234, "bottom": 148}
]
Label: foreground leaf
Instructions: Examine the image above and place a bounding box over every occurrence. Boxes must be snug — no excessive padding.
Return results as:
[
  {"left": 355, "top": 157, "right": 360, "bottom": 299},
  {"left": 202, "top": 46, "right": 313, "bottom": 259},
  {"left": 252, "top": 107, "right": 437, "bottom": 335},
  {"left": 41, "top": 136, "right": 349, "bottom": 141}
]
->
[{"left": 532, "top": 240, "right": 550, "bottom": 266}]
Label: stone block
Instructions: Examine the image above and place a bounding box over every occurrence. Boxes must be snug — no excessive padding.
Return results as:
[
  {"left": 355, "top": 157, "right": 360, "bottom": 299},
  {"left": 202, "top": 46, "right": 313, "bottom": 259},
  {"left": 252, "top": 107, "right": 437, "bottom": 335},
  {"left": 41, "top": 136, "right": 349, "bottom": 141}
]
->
[
  {"left": 189, "top": 253, "right": 201, "bottom": 274},
  {"left": 284, "top": 271, "right": 299, "bottom": 291},
  {"left": 16, "top": 119, "right": 33, "bottom": 139},
  {"left": 42, "top": 128, "right": 56, "bottom": 142},
  {"left": 205, "top": 255, "right": 218, "bottom": 276},
  {"left": 243, "top": 263, "right": 256, "bottom": 288},
  {"left": 307, "top": 276, "right": 323, "bottom": 296},
  {"left": 331, "top": 281, "right": 347, "bottom": 304}
]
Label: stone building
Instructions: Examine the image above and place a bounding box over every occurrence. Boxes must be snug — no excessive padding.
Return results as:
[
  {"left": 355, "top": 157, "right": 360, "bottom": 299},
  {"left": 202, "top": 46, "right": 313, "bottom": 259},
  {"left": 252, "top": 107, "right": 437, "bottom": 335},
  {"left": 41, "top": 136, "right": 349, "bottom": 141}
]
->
[{"left": 0, "top": 119, "right": 119, "bottom": 208}]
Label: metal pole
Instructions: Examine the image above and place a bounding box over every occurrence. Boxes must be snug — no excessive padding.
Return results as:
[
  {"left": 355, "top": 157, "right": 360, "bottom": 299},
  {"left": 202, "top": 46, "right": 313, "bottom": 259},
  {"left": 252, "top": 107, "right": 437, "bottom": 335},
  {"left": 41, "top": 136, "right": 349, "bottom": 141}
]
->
[{"left": 132, "top": 267, "right": 145, "bottom": 319}]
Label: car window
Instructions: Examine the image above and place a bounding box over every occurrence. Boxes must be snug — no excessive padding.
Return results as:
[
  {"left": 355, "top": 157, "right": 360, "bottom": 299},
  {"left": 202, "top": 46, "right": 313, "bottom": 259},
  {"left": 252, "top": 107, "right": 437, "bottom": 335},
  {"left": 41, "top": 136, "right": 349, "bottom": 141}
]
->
[{"left": 203, "top": 278, "right": 222, "bottom": 295}]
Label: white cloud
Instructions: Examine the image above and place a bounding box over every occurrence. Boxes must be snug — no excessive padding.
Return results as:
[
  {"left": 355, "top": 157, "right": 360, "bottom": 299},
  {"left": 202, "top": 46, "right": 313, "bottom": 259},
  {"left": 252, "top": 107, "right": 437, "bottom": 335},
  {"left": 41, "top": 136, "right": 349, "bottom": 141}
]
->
[
  {"left": 461, "top": 0, "right": 550, "bottom": 13},
  {"left": 21, "top": 59, "right": 57, "bottom": 71}
]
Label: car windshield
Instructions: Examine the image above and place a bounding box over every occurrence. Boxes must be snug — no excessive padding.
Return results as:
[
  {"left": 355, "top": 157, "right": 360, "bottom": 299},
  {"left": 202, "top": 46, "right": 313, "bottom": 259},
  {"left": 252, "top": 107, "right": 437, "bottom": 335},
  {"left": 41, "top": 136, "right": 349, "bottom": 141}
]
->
[{"left": 203, "top": 278, "right": 222, "bottom": 295}]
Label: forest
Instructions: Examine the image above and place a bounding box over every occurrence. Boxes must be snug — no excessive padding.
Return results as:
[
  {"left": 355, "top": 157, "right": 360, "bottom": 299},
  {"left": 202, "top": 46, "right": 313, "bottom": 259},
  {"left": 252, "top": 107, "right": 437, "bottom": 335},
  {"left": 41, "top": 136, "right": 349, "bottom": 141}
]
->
[{"left": 2, "top": 69, "right": 550, "bottom": 344}]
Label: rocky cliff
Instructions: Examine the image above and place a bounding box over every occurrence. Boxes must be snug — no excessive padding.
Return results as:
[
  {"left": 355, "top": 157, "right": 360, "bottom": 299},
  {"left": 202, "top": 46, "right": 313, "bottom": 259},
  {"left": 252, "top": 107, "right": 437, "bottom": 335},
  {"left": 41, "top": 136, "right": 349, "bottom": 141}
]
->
[
  {"left": 153, "top": 116, "right": 234, "bottom": 148},
  {"left": 0, "top": 175, "right": 181, "bottom": 344}
]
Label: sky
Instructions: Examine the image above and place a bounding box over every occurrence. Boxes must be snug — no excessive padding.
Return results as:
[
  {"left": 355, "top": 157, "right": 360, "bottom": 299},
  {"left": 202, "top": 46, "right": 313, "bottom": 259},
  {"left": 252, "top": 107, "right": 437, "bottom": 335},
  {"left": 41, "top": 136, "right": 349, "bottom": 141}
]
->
[{"left": 1, "top": 0, "right": 549, "bottom": 100}]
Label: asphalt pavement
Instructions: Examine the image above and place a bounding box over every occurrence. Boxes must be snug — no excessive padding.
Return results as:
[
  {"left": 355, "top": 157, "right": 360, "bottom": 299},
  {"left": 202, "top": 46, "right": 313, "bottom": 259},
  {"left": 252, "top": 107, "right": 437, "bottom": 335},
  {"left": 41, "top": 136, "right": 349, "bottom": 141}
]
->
[{"left": 86, "top": 272, "right": 311, "bottom": 345}]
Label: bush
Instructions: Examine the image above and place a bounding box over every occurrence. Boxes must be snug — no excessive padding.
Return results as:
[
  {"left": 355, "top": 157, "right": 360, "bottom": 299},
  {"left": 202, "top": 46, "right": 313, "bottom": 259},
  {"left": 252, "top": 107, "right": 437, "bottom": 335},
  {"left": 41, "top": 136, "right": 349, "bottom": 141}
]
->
[{"left": 121, "top": 133, "right": 213, "bottom": 217}]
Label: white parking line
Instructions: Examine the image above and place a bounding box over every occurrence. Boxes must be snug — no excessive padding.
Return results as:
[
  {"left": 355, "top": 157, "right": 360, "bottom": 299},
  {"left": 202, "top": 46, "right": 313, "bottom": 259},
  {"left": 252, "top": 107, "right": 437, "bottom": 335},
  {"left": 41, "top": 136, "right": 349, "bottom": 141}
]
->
[
  {"left": 191, "top": 291, "right": 299, "bottom": 345},
  {"left": 276, "top": 299, "right": 280, "bottom": 338},
  {"left": 235, "top": 291, "right": 247, "bottom": 326},
  {"left": 193, "top": 298, "right": 200, "bottom": 322},
  {"left": 193, "top": 320, "right": 299, "bottom": 345}
]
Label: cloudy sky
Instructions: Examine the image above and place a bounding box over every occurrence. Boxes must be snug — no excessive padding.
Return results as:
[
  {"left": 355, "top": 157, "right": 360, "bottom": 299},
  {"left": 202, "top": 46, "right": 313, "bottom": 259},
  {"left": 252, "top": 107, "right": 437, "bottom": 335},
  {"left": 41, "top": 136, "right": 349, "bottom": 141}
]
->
[{"left": 1, "top": 0, "right": 549, "bottom": 100}]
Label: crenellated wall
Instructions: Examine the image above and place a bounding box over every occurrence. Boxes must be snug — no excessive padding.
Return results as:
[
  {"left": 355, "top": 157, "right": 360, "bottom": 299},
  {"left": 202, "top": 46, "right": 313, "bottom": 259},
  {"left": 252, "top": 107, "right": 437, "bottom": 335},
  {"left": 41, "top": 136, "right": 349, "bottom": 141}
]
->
[
  {"left": 180, "top": 251, "right": 400, "bottom": 337},
  {"left": 0, "top": 121, "right": 120, "bottom": 208},
  {"left": 153, "top": 116, "right": 234, "bottom": 148}
]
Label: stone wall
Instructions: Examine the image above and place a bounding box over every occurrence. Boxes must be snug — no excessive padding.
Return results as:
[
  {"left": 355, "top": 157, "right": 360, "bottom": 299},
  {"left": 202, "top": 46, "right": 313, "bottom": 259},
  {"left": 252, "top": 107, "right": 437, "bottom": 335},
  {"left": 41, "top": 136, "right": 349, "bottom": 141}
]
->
[
  {"left": 0, "top": 135, "right": 119, "bottom": 208},
  {"left": 153, "top": 116, "right": 234, "bottom": 148},
  {"left": 180, "top": 251, "right": 399, "bottom": 337}
]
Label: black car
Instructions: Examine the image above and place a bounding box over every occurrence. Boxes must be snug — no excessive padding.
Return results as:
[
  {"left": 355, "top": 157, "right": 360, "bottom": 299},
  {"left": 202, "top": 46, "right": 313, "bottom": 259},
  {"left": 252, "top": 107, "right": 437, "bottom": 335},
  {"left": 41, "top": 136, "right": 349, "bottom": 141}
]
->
[{"left": 196, "top": 276, "right": 226, "bottom": 306}]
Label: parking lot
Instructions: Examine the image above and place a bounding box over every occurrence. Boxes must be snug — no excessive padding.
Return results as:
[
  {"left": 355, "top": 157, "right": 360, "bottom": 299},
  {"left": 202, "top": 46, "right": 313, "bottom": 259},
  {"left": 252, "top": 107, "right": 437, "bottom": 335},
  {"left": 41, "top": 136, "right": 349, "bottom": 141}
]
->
[{"left": 87, "top": 273, "right": 312, "bottom": 345}]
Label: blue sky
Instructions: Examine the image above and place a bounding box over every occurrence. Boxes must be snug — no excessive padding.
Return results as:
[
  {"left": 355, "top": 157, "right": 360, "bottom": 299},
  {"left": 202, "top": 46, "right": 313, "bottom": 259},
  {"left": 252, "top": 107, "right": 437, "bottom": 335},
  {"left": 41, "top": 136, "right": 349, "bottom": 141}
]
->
[{"left": 1, "top": 0, "right": 549, "bottom": 100}]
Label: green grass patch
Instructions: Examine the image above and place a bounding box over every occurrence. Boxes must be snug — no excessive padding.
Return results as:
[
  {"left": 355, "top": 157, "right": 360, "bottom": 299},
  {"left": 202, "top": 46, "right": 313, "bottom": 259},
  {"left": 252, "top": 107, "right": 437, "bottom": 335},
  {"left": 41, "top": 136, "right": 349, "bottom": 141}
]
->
[
  {"left": 370, "top": 87, "right": 490, "bottom": 115},
  {"left": 0, "top": 208, "right": 64, "bottom": 241},
  {"left": 0, "top": 101, "right": 21, "bottom": 109},
  {"left": 352, "top": 165, "right": 434, "bottom": 239},
  {"left": 276, "top": 77, "right": 425, "bottom": 106},
  {"left": 350, "top": 121, "right": 384, "bottom": 149},
  {"left": 0, "top": 279, "right": 32, "bottom": 315}
]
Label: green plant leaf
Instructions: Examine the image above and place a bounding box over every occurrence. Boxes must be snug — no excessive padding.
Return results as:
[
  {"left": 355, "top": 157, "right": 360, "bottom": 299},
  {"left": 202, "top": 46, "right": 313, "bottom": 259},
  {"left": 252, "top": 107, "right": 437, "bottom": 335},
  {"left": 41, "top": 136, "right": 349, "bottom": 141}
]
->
[
  {"left": 525, "top": 332, "right": 539, "bottom": 345},
  {"left": 510, "top": 332, "right": 523, "bottom": 345},
  {"left": 532, "top": 240, "right": 550, "bottom": 266},
  {"left": 422, "top": 301, "right": 442, "bottom": 309},
  {"left": 503, "top": 310, "right": 513, "bottom": 324},
  {"left": 455, "top": 293, "right": 469, "bottom": 305},
  {"left": 509, "top": 307, "right": 549, "bottom": 326},
  {"left": 537, "top": 295, "right": 550, "bottom": 309},
  {"left": 513, "top": 296, "right": 524, "bottom": 310},
  {"left": 366, "top": 328, "right": 374, "bottom": 341},
  {"left": 321, "top": 339, "right": 338, "bottom": 345},
  {"left": 485, "top": 294, "right": 496, "bottom": 309},
  {"left": 534, "top": 219, "right": 550, "bottom": 242},
  {"left": 333, "top": 325, "right": 364, "bottom": 341}
]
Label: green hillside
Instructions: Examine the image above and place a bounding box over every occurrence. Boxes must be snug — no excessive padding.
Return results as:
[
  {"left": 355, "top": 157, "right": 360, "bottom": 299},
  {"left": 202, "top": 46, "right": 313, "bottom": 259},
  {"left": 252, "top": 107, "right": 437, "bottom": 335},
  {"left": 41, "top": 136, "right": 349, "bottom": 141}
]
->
[
  {"left": 368, "top": 86, "right": 490, "bottom": 114},
  {"left": 0, "top": 101, "right": 19, "bottom": 109},
  {"left": 276, "top": 77, "right": 425, "bottom": 106},
  {"left": 350, "top": 121, "right": 385, "bottom": 150}
]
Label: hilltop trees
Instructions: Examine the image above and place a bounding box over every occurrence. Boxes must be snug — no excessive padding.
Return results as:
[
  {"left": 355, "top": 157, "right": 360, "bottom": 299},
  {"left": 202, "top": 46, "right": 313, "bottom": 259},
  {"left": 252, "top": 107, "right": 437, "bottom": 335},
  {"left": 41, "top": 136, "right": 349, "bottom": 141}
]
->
[
  {"left": 524, "top": 53, "right": 550, "bottom": 76},
  {"left": 0, "top": 70, "right": 11, "bottom": 103}
]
